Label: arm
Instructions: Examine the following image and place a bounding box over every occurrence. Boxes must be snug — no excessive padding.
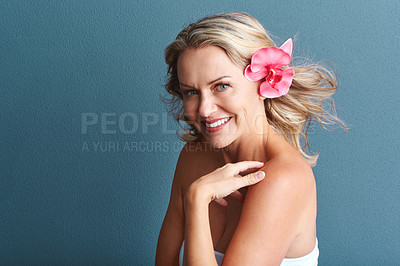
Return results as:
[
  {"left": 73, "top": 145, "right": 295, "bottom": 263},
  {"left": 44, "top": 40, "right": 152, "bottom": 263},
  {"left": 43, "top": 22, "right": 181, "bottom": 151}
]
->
[
  {"left": 155, "top": 149, "right": 186, "bottom": 266},
  {"left": 183, "top": 187, "right": 217, "bottom": 266},
  {"left": 182, "top": 161, "right": 266, "bottom": 266}
]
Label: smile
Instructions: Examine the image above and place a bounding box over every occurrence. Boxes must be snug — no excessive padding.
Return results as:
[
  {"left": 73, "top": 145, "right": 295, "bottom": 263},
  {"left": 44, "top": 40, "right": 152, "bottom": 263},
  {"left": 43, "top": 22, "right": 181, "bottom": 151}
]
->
[{"left": 203, "top": 117, "right": 231, "bottom": 133}]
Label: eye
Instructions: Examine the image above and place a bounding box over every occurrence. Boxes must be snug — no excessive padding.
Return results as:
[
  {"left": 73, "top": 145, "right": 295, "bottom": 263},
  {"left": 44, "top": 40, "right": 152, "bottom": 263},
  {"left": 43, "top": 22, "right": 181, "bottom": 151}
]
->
[
  {"left": 215, "top": 83, "right": 230, "bottom": 92},
  {"left": 182, "top": 90, "right": 198, "bottom": 97}
]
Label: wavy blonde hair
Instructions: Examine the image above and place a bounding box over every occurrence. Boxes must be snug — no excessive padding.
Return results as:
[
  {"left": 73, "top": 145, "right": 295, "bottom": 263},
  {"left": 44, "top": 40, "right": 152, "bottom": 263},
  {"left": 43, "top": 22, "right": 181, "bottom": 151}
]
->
[{"left": 163, "top": 12, "right": 346, "bottom": 166}]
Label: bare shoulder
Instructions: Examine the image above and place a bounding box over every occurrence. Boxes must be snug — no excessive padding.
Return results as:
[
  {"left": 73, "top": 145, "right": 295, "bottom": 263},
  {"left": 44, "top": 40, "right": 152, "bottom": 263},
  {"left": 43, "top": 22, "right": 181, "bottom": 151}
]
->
[
  {"left": 172, "top": 143, "right": 201, "bottom": 188},
  {"left": 177, "top": 142, "right": 224, "bottom": 193},
  {"left": 223, "top": 153, "right": 317, "bottom": 264},
  {"left": 261, "top": 153, "right": 316, "bottom": 194},
  {"left": 248, "top": 152, "right": 317, "bottom": 229}
]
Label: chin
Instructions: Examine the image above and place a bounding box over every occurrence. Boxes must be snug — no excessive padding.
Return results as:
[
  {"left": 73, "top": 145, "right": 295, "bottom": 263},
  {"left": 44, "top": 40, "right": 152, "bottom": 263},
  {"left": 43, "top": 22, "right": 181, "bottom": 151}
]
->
[
  {"left": 195, "top": 122, "right": 237, "bottom": 150},
  {"left": 207, "top": 137, "right": 235, "bottom": 150}
]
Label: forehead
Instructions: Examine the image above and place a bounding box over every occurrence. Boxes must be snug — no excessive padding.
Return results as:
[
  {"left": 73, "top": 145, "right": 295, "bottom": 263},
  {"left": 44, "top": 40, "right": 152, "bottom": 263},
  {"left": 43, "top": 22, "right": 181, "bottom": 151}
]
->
[{"left": 177, "top": 46, "right": 242, "bottom": 83}]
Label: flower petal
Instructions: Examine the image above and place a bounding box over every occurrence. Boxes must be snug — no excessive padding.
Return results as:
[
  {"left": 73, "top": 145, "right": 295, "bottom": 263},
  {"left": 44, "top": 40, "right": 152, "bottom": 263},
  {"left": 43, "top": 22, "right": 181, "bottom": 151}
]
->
[
  {"left": 250, "top": 46, "right": 291, "bottom": 70},
  {"left": 272, "top": 68, "right": 294, "bottom": 97},
  {"left": 280, "top": 38, "right": 293, "bottom": 57},
  {"left": 245, "top": 65, "right": 269, "bottom": 81},
  {"left": 259, "top": 80, "right": 281, "bottom": 98}
]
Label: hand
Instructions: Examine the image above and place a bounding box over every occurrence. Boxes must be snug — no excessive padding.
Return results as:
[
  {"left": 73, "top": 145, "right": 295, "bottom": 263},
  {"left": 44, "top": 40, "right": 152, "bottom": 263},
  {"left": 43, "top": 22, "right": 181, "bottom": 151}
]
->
[{"left": 186, "top": 161, "right": 265, "bottom": 207}]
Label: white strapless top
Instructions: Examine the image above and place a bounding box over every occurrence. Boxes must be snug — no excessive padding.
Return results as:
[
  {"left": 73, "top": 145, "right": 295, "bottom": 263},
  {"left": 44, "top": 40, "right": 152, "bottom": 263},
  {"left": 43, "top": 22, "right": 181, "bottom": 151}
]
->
[{"left": 179, "top": 238, "right": 319, "bottom": 266}]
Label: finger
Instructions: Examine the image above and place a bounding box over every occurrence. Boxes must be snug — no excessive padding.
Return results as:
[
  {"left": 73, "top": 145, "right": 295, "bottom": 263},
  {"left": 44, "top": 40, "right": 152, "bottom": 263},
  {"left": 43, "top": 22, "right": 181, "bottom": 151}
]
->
[
  {"left": 230, "top": 190, "right": 245, "bottom": 203},
  {"left": 214, "top": 198, "right": 229, "bottom": 207},
  {"left": 241, "top": 171, "right": 265, "bottom": 187},
  {"left": 227, "top": 161, "right": 264, "bottom": 175}
]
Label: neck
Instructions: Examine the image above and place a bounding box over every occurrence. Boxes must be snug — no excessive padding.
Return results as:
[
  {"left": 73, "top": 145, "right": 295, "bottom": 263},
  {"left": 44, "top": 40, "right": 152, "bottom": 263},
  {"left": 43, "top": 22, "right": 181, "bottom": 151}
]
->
[{"left": 220, "top": 118, "right": 272, "bottom": 164}]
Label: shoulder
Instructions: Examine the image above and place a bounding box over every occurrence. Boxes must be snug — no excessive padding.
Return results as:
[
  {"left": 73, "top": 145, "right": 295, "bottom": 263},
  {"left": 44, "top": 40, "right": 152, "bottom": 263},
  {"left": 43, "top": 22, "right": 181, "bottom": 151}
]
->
[
  {"left": 247, "top": 153, "right": 316, "bottom": 217},
  {"left": 223, "top": 154, "right": 317, "bottom": 264},
  {"left": 178, "top": 142, "right": 224, "bottom": 168},
  {"left": 242, "top": 152, "right": 316, "bottom": 233},
  {"left": 174, "top": 142, "right": 210, "bottom": 177},
  {"left": 175, "top": 142, "right": 224, "bottom": 193},
  {"left": 261, "top": 153, "right": 315, "bottom": 193}
]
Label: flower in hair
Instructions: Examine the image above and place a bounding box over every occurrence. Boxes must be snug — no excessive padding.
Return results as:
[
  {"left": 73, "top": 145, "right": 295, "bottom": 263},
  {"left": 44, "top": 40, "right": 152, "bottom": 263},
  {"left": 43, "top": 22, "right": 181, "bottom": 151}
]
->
[{"left": 245, "top": 38, "right": 294, "bottom": 98}]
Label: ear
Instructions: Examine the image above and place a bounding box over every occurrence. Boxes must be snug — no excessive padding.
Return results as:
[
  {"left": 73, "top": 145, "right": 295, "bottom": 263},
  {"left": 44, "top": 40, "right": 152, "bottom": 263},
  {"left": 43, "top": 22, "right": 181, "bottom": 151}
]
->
[{"left": 280, "top": 38, "right": 293, "bottom": 57}]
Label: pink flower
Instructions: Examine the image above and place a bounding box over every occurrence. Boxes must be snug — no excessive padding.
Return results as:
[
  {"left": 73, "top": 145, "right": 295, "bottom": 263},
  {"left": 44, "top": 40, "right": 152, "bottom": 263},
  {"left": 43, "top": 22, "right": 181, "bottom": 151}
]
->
[{"left": 245, "top": 38, "right": 294, "bottom": 98}]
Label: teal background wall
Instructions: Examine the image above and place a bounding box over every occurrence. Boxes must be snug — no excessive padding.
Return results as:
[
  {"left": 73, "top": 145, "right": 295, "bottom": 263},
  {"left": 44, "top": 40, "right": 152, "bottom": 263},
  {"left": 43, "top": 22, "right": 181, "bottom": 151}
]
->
[{"left": 1, "top": 0, "right": 399, "bottom": 265}]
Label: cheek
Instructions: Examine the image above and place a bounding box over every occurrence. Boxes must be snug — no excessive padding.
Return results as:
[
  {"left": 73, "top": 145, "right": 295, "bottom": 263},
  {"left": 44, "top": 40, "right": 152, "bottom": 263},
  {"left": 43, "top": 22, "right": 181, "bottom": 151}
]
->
[{"left": 183, "top": 100, "right": 199, "bottom": 121}]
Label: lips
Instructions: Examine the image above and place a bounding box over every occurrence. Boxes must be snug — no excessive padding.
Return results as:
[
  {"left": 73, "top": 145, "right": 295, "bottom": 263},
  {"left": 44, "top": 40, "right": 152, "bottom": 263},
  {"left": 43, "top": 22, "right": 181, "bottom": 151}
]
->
[{"left": 201, "top": 117, "right": 232, "bottom": 133}]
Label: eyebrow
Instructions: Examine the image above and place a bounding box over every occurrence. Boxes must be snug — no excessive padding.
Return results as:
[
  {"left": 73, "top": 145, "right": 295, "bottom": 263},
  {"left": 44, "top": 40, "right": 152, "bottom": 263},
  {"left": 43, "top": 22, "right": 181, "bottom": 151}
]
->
[
  {"left": 179, "top": 75, "right": 232, "bottom": 89},
  {"left": 207, "top": 75, "right": 231, "bottom": 85}
]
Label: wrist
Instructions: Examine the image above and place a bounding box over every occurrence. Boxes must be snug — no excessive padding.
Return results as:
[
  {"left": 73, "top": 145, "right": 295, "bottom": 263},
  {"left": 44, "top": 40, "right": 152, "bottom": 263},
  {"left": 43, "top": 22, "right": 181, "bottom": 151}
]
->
[{"left": 184, "top": 183, "right": 210, "bottom": 210}]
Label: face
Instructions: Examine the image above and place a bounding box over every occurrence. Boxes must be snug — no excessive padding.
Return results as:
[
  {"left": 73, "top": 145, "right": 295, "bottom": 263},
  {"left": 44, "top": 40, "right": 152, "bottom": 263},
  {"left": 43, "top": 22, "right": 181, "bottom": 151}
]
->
[{"left": 177, "top": 46, "right": 265, "bottom": 148}]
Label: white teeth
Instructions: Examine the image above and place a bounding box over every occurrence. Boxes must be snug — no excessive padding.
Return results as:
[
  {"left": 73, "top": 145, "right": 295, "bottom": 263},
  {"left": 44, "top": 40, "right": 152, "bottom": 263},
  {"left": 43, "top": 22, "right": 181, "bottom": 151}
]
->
[{"left": 205, "top": 118, "right": 230, "bottom": 128}]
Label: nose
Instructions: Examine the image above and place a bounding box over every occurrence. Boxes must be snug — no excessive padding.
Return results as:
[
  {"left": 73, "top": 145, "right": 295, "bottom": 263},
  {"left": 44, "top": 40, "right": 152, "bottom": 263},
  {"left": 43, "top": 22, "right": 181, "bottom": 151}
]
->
[{"left": 198, "top": 93, "right": 217, "bottom": 118}]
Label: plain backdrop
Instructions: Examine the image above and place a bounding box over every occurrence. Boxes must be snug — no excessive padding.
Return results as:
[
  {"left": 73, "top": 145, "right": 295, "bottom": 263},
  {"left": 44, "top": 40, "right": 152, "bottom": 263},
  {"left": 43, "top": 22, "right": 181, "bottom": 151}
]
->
[{"left": 1, "top": 0, "right": 399, "bottom": 265}]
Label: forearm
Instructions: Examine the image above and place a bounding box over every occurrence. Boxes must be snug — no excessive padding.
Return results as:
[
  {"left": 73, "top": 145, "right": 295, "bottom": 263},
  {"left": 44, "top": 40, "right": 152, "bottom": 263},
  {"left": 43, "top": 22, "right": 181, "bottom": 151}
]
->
[{"left": 183, "top": 188, "right": 218, "bottom": 266}]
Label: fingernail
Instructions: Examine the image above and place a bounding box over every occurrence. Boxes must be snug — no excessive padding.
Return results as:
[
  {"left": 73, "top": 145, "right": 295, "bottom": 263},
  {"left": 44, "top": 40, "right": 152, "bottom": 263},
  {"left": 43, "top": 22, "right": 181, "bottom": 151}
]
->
[{"left": 256, "top": 171, "right": 265, "bottom": 179}]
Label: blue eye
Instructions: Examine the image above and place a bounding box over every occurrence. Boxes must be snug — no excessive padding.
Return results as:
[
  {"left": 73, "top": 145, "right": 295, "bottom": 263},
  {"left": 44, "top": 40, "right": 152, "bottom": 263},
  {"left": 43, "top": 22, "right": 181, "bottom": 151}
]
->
[{"left": 216, "top": 84, "right": 230, "bottom": 91}]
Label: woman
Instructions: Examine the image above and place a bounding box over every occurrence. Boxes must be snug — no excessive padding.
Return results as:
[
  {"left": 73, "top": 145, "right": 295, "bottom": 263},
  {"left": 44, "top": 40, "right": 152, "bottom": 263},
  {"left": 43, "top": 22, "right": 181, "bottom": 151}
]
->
[{"left": 156, "top": 13, "right": 344, "bottom": 265}]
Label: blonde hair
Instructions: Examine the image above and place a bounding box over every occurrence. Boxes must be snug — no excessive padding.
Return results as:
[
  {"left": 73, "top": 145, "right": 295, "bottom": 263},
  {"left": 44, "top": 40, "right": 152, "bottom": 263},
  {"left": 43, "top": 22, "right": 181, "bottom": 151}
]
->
[{"left": 163, "top": 12, "right": 346, "bottom": 166}]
